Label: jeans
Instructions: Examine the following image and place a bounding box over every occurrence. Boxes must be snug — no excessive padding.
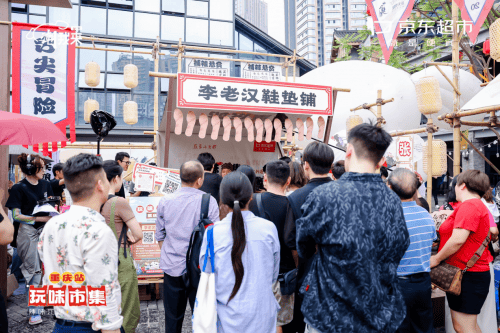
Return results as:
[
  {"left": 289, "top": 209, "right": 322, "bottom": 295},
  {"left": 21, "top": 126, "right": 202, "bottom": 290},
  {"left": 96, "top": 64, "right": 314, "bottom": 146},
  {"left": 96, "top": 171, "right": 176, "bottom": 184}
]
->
[
  {"left": 396, "top": 272, "right": 434, "bottom": 333},
  {"left": 163, "top": 273, "right": 196, "bottom": 333},
  {"left": 10, "top": 248, "right": 24, "bottom": 283},
  {"left": 52, "top": 321, "right": 126, "bottom": 333},
  {"left": 26, "top": 273, "right": 43, "bottom": 316}
]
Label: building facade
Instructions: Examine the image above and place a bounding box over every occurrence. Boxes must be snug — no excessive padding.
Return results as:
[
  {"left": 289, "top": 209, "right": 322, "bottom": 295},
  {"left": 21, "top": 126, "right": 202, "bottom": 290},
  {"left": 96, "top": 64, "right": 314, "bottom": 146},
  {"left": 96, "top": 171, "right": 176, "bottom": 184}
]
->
[
  {"left": 9, "top": 1, "right": 314, "bottom": 143},
  {"left": 284, "top": 0, "right": 296, "bottom": 49},
  {"left": 235, "top": 0, "right": 268, "bottom": 33},
  {"left": 296, "top": 0, "right": 367, "bottom": 66}
]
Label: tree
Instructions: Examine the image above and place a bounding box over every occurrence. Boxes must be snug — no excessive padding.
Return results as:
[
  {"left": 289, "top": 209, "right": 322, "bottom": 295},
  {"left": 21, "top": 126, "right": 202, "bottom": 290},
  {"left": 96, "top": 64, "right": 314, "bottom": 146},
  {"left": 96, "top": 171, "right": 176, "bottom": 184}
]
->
[{"left": 333, "top": 0, "right": 500, "bottom": 79}]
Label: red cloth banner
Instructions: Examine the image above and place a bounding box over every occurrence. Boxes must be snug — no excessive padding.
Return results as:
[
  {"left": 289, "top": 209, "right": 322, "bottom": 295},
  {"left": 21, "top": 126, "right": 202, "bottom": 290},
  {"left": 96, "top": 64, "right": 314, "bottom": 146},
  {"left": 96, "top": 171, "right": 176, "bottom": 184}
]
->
[
  {"left": 366, "top": 0, "right": 415, "bottom": 64},
  {"left": 453, "top": 0, "right": 495, "bottom": 43},
  {"left": 12, "top": 22, "right": 76, "bottom": 156}
]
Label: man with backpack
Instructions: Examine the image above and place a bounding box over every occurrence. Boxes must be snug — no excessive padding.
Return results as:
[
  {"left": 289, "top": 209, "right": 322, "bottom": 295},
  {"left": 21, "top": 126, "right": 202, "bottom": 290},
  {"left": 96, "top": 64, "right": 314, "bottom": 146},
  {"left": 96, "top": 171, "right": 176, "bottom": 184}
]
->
[
  {"left": 155, "top": 161, "right": 219, "bottom": 333},
  {"left": 249, "top": 160, "right": 297, "bottom": 332}
]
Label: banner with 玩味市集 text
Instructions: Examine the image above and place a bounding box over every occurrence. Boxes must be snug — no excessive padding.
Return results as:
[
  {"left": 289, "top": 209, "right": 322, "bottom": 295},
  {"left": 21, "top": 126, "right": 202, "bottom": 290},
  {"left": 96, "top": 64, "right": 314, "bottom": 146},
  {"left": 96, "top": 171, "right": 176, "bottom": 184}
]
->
[{"left": 11, "top": 22, "right": 77, "bottom": 155}]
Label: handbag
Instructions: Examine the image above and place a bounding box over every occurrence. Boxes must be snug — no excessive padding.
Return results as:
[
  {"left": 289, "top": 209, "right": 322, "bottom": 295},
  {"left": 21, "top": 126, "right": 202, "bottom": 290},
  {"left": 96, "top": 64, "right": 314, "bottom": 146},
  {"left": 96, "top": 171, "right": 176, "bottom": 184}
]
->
[
  {"left": 430, "top": 231, "right": 491, "bottom": 295},
  {"left": 192, "top": 227, "right": 217, "bottom": 333}
]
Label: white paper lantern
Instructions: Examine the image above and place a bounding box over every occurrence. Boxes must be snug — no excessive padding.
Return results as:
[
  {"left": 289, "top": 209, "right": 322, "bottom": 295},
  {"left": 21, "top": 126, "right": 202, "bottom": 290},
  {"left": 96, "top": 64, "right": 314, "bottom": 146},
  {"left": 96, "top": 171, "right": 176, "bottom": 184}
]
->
[
  {"left": 124, "top": 64, "right": 138, "bottom": 89},
  {"left": 85, "top": 62, "right": 100, "bottom": 87},
  {"left": 346, "top": 115, "right": 363, "bottom": 132},
  {"left": 84, "top": 98, "right": 99, "bottom": 123},
  {"left": 423, "top": 139, "right": 447, "bottom": 176},
  {"left": 123, "top": 101, "right": 138, "bottom": 125},
  {"left": 491, "top": 18, "right": 500, "bottom": 61},
  {"left": 415, "top": 76, "right": 442, "bottom": 114}
]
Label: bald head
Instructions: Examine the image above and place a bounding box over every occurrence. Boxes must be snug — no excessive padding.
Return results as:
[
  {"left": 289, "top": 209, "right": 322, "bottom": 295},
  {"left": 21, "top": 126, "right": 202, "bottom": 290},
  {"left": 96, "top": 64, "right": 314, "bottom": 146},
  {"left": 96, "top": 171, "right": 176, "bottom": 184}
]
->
[
  {"left": 180, "top": 161, "right": 204, "bottom": 186},
  {"left": 388, "top": 168, "right": 419, "bottom": 200}
]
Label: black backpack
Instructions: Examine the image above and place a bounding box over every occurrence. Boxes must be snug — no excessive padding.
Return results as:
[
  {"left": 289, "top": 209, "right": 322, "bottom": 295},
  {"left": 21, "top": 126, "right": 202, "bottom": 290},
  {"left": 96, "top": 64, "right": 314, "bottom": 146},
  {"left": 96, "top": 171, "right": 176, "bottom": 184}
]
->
[{"left": 186, "top": 193, "right": 213, "bottom": 289}]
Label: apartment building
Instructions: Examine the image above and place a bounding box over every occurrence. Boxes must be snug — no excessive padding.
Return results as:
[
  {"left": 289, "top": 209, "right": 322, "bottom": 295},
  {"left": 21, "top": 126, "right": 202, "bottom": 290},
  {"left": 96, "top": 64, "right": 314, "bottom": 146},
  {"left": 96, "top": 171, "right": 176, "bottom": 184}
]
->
[
  {"left": 296, "top": 0, "right": 367, "bottom": 66},
  {"left": 235, "top": 0, "right": 268, "bottom": 33}
]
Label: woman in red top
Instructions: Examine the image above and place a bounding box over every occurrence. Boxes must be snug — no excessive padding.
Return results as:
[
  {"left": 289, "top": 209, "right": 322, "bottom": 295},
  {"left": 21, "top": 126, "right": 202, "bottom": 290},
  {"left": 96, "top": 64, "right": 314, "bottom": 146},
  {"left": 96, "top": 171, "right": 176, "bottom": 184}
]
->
[{"left": 430, "top": 170, "right": 493, "bottom": 333}]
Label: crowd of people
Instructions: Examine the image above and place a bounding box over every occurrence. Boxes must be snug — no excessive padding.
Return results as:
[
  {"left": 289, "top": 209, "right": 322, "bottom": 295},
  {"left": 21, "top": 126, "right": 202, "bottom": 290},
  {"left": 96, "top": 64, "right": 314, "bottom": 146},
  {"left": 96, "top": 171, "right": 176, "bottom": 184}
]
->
[{"left": 0, "top": 123, "right": 499, "bottom": 333}]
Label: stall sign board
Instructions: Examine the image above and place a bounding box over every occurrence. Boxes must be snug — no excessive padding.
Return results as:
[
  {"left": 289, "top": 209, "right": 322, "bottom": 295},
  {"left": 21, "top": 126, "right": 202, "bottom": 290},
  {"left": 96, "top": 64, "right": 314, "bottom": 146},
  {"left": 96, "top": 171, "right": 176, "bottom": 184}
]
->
[
  {"left": 254, "top": 141, "right": 276, "bottom": 152},
  {"left": 129, "top": 197, "right": 162, "bottom": 224},
  {"left": 242, "top": 63, "right": 282, "bottom": 81},
  {"left": 396, "top": 136, "right": 413, "bottom": 163},
  {"left": 187, "top": 58, "right": 230, "bottom": 77},
  {"left": 132, "top": 163, "right": 180, "bottom": 192},
  {"left": 177, "top": 73, "right": 333, "bottom": 116},
  {"left": 12, "top": 22, "right": 76, "bottom": 142}
]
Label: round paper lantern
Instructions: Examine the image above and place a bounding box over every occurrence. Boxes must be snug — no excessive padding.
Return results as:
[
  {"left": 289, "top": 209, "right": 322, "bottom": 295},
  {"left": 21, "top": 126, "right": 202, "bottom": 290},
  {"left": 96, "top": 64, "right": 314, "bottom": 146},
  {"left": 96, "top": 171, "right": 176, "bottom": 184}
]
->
[
  {"left": 483, "top": 39, "right": 490, "bottom": 55},
  {"left": 346, "top": 115, "right": 363, "bottom": 132},
  {"left": 415, "top": 76, "right": 442, "bottom": 114},
  {"left": 124, "top": 64, "right": 138, "bottom": 89},
  {"left": 491, "top": 18, "right": 500, "bottom": 61},
  {"left": 123, "top": 101, "right": 138, "bottom": 125},
  {"left": 84, "top": 98, "right": 99, "bottom": 123},
  {"left": 423, "top": 139, "right": 447, "bottom": 176},
  {"left": 85, "top": 62, "right": 100, "bottom": 87}
]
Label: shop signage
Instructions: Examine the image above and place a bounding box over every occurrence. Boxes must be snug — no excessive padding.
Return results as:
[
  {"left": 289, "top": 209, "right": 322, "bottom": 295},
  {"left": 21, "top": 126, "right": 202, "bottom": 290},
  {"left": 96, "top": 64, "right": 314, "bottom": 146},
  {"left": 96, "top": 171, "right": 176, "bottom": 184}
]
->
[
  {"left": 187, "top": 58, "right": 230, "bottom": 77},
  {"left": 395, "top": 135, "right": 414, "bottom": 170},
  {"left": 460, "top": 130, "right": 469, "bottom": 150},
  {"left": 368, "top": 0, "right": 415, "bottom": 63},
  {"left": 453, "top": 0, "right": 495, "bottom": 43},
  {"left": 177, "top": 73, "right": 333, "bottom": 116},
  {"left": 11, "top": 22, "right": 77, "bottom": 152},
  {"left": 253, "top": 141, "right": 276, "bottom": 152},
  {"left": 242, "top": 62, "right": 282, "bottom": 81}
]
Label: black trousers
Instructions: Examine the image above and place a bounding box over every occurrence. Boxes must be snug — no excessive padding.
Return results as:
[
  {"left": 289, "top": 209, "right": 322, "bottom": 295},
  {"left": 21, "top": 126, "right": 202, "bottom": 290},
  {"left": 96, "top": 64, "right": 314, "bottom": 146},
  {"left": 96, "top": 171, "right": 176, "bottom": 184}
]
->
[
  {"left": 163, "top": 273, "right": 197, "bottom": 333},
  {"left": 0, "top": 291, "right": 7, "bottom": 333},
  {"left": 396, "top": 272, "right": 434, "bottom": 333}
]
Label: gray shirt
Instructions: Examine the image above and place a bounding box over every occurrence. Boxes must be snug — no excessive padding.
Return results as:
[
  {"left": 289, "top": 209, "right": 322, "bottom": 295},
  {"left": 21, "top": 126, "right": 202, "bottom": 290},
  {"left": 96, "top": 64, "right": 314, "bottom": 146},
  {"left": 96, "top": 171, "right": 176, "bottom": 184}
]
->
[{"left": 155, "top": 187, "right": 219, "bottom": 277}]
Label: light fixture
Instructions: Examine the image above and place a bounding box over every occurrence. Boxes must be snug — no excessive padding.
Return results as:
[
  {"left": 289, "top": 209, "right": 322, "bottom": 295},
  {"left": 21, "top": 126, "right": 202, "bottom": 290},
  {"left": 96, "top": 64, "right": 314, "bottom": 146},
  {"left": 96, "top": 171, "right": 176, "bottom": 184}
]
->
[
  {"left": 85, "top": 62, "right": 100, "bottom": 87},
  {"left": 491, "top": 18, "right": 500, "bottom": 61},
  {"left": 346, "top": 115, "right": 363, "bottom": 133},
  {"left": 123, "top": 101, "right": 138, "bottom": 125},
  {"left": 415, "top": 76, "right": 442, "bottom": 114},
  {"left": 84, "top": 98, "right": 99, "bottom": 123},
  {"left": 423, "top": 139, "right": 447, "bottom": 176},
  {"left": 90, "top": 110, "right": 116, "bottom": 156},
  {"left": 124, "top": 64, "right": 138, "bottom": 89}
]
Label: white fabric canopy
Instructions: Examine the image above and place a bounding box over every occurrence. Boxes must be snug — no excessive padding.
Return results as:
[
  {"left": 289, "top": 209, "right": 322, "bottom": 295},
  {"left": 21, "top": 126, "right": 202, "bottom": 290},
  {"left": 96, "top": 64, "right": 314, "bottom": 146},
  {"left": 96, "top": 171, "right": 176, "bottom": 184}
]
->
[{"left": 461, "top": 74, "right": 500, "bottom": 111}]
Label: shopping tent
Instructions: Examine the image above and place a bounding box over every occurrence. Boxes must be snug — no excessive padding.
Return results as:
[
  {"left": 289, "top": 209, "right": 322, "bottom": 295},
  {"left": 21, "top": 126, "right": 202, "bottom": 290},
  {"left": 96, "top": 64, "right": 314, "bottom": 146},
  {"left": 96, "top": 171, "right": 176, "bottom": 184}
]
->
[{"left": 460, "top": 75, "right": 500, "bottom": 112}]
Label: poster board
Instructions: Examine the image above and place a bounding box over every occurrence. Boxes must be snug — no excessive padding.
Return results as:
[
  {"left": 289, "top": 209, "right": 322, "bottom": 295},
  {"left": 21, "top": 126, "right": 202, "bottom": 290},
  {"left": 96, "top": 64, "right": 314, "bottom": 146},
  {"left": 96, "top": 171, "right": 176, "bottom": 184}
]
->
[{"left": 132, "top": 163, "right": 181, "bottom": 193}]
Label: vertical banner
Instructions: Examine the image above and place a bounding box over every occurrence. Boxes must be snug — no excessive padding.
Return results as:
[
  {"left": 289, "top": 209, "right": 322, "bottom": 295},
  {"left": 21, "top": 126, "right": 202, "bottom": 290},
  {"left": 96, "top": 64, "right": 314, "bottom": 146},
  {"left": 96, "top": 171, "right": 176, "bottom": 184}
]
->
[
  {"left": 12, "top": 23, "right": 77, "bottom": 154},
  {"left": 395, "top": 135, "right": 414, "bottom": 171},
  {"left": 366, "top": 0, "right": 415, "bottom": 64},
  {"left": 453, "top": 0, "right": 495, "bottom": 43}
]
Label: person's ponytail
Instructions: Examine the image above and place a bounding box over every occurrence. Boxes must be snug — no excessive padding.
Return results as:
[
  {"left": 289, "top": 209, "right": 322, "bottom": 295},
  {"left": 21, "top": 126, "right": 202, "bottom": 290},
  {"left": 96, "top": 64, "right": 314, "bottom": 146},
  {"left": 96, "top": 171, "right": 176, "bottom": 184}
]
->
[{"left": 220, "top": 172, "right": 253, "bottom": 303}]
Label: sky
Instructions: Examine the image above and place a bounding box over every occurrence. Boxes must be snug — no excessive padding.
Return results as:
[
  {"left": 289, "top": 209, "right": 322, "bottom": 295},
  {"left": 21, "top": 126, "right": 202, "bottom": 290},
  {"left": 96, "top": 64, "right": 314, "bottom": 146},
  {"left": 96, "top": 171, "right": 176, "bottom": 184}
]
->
[{"left": 262, "top": 0, "right": 286, "bottom": 45}]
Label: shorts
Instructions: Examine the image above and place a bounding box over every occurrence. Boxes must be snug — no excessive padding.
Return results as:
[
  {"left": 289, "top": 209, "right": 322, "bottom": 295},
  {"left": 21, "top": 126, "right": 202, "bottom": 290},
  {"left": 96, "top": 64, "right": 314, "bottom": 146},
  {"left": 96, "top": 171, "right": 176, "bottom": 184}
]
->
[
  {"left": 273, "top": 280, "right": 294, "bottom": 326},
  {"left": 446, "top": 270, "right": 491, "bottom": 315}
]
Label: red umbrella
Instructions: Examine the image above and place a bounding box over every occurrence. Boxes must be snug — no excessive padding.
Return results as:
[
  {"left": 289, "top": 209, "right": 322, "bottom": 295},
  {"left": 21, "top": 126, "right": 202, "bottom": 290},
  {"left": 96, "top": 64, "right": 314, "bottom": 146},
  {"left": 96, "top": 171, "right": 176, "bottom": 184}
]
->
[{"left": 0, "top": 111, "right": 67, "bottom": 146}]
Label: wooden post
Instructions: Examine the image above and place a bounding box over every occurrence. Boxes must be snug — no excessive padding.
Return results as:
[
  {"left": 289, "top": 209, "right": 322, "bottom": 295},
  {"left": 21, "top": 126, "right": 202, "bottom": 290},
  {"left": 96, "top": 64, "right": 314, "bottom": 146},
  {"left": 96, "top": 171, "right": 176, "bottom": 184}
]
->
[
  {"left": 153, "top": 37, "right": 159, "bottom": 165},
  {"left": 452, "top": 1, "right": 461, "bottom": 176},
  {"left": 427, "top": 119, "right": 434, "bottom": 212},
  {"left": 377, "top": 90, "right": 382, "bottom": 128},
  {"left": 324, "top": 91, "right": 338, "bottom": 143},
  {"left": 163, "top": 78, "right": 176, "bottom": 168},
  {"left": 177, "top": 38, "right": 182, "bottom": 73},
  {"left": 293, "top": 50, "right": 296, "bottom": 83},
  {"left": 0, "top": 0, "right": 10, "bottom": 303}
]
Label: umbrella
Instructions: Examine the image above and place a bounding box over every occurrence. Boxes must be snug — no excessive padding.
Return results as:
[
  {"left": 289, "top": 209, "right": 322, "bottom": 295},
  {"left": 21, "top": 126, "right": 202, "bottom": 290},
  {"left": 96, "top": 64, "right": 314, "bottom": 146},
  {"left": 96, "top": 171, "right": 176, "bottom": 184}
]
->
[
  {"left": 8, "top": 145, "right": 53, "bottom": 165},
  {"left": 0, "top": 111, "right": 67, "bottom": 145}
]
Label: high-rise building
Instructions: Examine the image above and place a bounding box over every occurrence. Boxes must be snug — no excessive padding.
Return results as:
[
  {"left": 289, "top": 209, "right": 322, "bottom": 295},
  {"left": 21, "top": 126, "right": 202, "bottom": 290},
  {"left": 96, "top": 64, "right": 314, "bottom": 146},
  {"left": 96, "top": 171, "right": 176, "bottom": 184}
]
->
[
  {"left": 236, "top": 0, "right": 269, "bottom": 33},
  {"left": 296, "top": 0, "right": 367, "bottom": 66},
  {"left": 284, "top": 0, "right": 296, "bottom": 49}
]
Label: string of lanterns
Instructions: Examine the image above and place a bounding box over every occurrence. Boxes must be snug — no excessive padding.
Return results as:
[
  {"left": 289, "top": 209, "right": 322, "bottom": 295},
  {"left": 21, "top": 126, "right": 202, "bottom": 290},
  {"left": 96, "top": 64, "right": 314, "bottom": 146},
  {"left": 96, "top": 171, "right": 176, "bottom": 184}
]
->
[
  {"left": 84, "top": 61, "right": 139, "bottom": 125},
  {"left": 459, "top": 138, "right": 500, "bottom": 158}
]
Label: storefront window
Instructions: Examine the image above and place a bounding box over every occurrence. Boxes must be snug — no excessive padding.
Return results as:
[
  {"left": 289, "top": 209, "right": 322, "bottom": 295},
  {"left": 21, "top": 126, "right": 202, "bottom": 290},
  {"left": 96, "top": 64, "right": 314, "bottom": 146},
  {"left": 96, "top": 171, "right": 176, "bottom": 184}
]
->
[
  {"left": 105, "top": 92, "right": 130, "bottom": 127},
  {"left": 79, "top": 47, "right": 106, "bottom": 71},
  {"left": 133, "top": 94, "right": 155, "bottom": 128},
  {"left": 162, "top": 0, "right": 185, "bottom": 13},
  {"left": 81, "top": 6, "right": 107, "bottom": 35},
  {"left": 187, "top": 0, "right": 208, "bottom": 18},
  {"left": 108, "top": 47, "right": 130, "bottom": 72},
  {"left": 161, "top": 15, "right": 184, "bottom": 42},
  {"left": 78, "top": 91, "right": 106, "bottom": 125},
  {"left": 78, "top": 72, "right": 105, "bottom": 89},
  {"left": 29, "top": 15, "right": 46, "bottom": 25},
  {"left": 108, "top": 10, "right": 133, "bottom": 37},
  {"left": 48, "top": 6, "right": 78, "bottom": 28},
  {"left": 186, "top": 18, "right": 208, "bottom": 43},
  {"left": 135, "top": 0, "right": 160, "bottom": 12},
  {"left": 133, "top": 49, "right": 155, "bottom": 92},
  {"left": 210, "top": 0, "right": 232, "bottom": 21},
  {"left": 29, "top": 5, "right": 47, "bottom": 14},
  {"left": 106, "top": 73, "right": 127, "bottom": 90},
  {"left": 210, "top": 21, "right": 233, "bottom": 46},
  {"left": 134, "top": 13, "right": 160, "bottom": 39},
  {"left": 11, "top": 13, "right": 27, "bottom": 23}
]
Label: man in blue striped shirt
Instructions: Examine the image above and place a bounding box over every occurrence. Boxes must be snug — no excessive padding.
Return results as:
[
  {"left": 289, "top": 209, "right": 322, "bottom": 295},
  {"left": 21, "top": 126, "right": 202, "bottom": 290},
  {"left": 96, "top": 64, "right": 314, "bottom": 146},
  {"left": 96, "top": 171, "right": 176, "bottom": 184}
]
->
[{"left": 388, "top": 168, "right": 436, "bottom": 333}]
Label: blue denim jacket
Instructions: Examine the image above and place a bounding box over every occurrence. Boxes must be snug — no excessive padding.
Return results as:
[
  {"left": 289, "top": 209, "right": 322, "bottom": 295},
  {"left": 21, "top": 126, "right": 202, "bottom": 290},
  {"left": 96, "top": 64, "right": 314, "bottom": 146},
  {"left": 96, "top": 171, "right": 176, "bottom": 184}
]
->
[{"left": 296, "top": 173, "right": 410, "bottom": 333}]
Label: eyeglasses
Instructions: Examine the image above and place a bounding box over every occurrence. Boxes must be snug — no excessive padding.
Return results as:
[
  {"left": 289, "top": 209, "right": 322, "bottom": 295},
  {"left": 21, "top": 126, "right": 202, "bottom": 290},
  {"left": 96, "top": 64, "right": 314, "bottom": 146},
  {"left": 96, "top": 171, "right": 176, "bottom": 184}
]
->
[{"left": 125, "top": 161, "right": 131, "bottom": 165}]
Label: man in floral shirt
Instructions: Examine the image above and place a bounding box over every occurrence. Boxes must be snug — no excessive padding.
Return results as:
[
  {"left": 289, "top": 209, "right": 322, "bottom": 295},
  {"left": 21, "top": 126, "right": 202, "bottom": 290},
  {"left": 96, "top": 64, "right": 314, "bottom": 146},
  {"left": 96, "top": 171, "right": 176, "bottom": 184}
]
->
[
  {"left": 297, "top": 124, "right": 410, "bottom": 333},
  {"left": 38, "top": 154, "right": 123, "bottom": 333}
]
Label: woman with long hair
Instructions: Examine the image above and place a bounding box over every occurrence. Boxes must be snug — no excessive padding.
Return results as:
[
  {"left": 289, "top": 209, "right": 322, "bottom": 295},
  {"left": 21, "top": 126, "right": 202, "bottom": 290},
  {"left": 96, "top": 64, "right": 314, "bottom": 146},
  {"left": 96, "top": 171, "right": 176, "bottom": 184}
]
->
[
  {"left": 287, "top": 162, "right": 307, "bottom": 195},
  {"left": 6, "top": 153, "right": 53, "bottom": 325},
  {"left": 200, "top": 171, "right": 280, "bottom": 332},
  {"left": 431, "top": 170, "right": 493, "bottom": 333},
  {"left": 101, "top": 160, "right": 143, "bottom": 333}
]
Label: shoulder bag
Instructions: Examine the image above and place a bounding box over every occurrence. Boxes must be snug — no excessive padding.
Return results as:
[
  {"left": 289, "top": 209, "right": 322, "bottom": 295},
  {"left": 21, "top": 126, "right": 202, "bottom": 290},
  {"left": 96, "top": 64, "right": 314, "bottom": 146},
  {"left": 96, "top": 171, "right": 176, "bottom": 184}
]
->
[{"left": 430, "top": 231, "right": 491, "bottom": 295}]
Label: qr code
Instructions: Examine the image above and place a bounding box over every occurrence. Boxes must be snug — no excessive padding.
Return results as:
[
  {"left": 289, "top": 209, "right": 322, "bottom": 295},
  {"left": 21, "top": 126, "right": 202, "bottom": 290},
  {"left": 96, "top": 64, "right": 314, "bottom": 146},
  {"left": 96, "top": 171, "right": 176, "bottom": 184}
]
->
[
  {"left": 162, "top": 179, "right": 180, "bottom": 194},
  {"left": 142, "top": 231, "right": 155, "bottom": 245}
]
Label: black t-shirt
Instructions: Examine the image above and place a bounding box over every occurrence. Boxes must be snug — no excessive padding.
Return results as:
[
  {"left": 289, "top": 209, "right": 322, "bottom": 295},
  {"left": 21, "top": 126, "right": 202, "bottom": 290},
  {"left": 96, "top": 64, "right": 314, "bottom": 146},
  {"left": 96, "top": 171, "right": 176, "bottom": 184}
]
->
[
  {"left": 50, "top": 178, "right": 65, "bottom": 198},
  {"left": 6, "top": 178, "right": 53, "bottom": 229},
  {"left": 250, "top": 192, "right": 296, "bottom": 273},
  {"left": 199, "top": 172, "right": 223, "bottom": 203},
  {"left": 116, "top": 184, "right": 126, "bottom": 198}
]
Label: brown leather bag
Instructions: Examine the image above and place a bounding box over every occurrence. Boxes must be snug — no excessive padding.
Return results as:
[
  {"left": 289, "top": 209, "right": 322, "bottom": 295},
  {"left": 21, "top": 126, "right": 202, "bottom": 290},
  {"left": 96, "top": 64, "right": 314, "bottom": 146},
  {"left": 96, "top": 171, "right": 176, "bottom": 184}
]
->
[{"left": 430, "top": 232, "right": 491, "bottom": 295}]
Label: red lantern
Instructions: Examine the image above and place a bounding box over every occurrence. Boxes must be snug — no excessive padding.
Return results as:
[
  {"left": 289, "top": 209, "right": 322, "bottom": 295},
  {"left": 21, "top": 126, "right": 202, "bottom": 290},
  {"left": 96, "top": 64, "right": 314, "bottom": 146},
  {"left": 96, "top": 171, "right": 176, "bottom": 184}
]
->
[
  {"left": 367, "top": 8, "right": 371, "bottom": 16},
  {"left": 483, "top": 39, "right": 490, "bottom": 55}
]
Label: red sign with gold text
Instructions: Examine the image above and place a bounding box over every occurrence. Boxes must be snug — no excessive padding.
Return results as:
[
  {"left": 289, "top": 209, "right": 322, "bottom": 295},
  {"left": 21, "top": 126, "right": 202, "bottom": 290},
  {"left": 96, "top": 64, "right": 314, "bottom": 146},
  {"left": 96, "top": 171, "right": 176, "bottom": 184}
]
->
[{"left": 253, "top": 141, "right": 276, "bottom": 153}]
